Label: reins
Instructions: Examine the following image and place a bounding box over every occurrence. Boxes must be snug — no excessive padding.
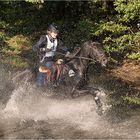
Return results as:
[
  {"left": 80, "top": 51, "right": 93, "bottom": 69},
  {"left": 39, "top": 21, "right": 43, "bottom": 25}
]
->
[{"left": 56, "top": 52, "right": 96, "bottom": 62}]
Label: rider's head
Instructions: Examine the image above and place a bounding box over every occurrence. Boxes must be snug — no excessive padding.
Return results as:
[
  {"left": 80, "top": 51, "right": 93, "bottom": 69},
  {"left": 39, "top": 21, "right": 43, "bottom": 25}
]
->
[{"left": 47, "top": 24, "right": 59, "bottom": 39}]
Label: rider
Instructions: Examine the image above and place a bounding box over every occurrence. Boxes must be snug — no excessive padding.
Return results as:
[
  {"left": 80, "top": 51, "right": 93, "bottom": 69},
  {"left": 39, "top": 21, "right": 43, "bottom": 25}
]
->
[{"left": 33, "top": 24, "right": 70, "bottom": 87}]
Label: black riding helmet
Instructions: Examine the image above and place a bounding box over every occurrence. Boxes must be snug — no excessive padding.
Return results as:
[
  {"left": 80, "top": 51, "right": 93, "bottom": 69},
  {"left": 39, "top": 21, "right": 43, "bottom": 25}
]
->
[{"left": 47, "top": 24, "right": 59, "bottom": 34}]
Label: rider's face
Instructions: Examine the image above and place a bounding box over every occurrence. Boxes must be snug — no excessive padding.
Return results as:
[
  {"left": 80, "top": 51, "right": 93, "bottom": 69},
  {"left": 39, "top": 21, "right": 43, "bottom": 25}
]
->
[{"left": 50, "top": 32, "right": 58, "bottom": 39}]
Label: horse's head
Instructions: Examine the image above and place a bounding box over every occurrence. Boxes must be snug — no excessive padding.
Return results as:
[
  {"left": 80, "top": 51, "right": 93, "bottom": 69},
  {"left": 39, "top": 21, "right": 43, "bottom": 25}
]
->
[{"left": 83, "top": 41, "right": 108, "bottom": 67}]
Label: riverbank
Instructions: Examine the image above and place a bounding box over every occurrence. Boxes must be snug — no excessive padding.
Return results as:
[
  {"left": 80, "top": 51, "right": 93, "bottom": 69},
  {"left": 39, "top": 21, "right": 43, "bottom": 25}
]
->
[{"left": 110, "top": 59, "right": 140, "bottom": 91}]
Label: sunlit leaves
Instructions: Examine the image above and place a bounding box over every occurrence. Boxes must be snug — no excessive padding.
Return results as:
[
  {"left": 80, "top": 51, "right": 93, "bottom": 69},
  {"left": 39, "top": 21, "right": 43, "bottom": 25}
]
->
[
  {"left": 124, "top": 97, "right": 140, "bottom": 105},
  {"left": 25, "top": 0, "right": 44, "bottom": 3},
  {"left": 115, "top": 0, "right": 140, "bottom": 22},
  {"left": 95, "top": 21, "right": 130, "bottom": 36}
]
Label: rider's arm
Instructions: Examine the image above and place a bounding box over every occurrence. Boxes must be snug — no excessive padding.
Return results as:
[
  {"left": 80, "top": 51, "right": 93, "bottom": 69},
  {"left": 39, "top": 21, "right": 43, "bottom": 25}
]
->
[
  {"left": 33, "top": 35, "right": 47, "bottom": 52},
  {"left": 57, "top": 46, "right": 70, "bottom": 54}
]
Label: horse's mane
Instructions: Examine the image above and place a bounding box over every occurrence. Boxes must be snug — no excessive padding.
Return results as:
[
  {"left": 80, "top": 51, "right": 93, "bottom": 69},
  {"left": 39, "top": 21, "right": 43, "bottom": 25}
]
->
[
  {"left": 66, "top": 41, "right": 105, "bottom": 65},
  {"left": 69, "top": 41, "right": 103, "bottom": 59},
  {"left": 71, "top": 47, "right": 81, "bottom": 57},
  {"left": 70, "top": 41, "right": 100, "bottom": 56},
  {"left": 82, "top": 41, "right": 102, "bottom": 48}
]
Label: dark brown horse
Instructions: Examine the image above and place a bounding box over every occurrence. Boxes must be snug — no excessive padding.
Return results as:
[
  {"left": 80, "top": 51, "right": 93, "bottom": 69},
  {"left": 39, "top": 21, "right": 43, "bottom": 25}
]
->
[
  {"left": 53, "top": 41, "right": 108, "bottom": 115},
  {"left": 57, "top": 41, "right": 107, "bottom": 88}
]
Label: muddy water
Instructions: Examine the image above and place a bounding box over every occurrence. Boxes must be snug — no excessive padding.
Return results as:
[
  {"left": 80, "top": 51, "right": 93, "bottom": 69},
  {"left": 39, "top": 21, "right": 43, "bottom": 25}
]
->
[{"left": 0, "top": 66, "right": 140, "bottom": 139}]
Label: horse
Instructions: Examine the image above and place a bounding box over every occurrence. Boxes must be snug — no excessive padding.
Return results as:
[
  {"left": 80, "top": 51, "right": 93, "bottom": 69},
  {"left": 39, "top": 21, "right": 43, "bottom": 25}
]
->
[{"left": 40, "top": 40, "right": 108, "bottom": 115}]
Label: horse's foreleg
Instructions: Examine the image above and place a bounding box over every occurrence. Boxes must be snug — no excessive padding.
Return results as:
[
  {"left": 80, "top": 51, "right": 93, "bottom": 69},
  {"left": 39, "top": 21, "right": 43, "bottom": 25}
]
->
[
  {"left": 89, "top": 89, "right": 103, "bottom": 116},
  {"left": 71, "top": 86, "right": 103, "bottom": 115},
  {"left": 86, "top": 87, "right": 103, "bottom": 107},
  {"left": 94, "top": 96, "right": 103, "bottom": 115},
  {"left": 81, "top": 87, "right": 103, "bottom": 115}
]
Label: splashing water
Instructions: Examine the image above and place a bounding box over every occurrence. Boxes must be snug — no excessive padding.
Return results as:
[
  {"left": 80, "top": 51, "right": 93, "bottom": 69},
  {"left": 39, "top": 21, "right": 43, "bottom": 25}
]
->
[{"left": 0, "top": 68, "right": 140, "bottom": 139}]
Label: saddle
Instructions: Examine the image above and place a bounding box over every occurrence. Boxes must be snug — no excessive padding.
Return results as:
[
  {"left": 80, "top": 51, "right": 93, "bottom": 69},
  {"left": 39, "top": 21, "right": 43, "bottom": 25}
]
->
[
  {"left": 38, "top": 59, "right": 64, "bottom": 83},
  {"left": 39, "top": 65, "right": 52, "bottom": 81}
]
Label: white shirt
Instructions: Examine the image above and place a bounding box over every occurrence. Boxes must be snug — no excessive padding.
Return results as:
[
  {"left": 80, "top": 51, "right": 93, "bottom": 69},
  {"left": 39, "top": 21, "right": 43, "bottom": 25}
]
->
[{"left": 45, "top": 35, "right": 57, "bottom": 57}]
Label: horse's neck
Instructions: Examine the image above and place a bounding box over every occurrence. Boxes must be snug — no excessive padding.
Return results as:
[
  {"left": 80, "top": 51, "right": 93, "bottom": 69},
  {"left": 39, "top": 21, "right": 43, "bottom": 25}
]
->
[
  {"left": 68, "top": 49, "right": 89, "bottom": 74},
  {"left": 79, "top": 51, "right": 89, "bottom": 72}
]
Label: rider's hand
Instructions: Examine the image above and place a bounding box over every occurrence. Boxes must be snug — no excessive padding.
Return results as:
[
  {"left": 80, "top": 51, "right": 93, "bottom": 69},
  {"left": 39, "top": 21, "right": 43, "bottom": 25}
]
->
[
  {"left": 65, "top": 51, "right": 74, "bottom": 58},
  {"left": 65, "top": 51, "right": 71, "bottom": 57},
  {"left": 56, "top": 59, "right": 64, "bottom": 65},
  {"left": 40, "top": 48, "right": 46, "bottom": 52}
]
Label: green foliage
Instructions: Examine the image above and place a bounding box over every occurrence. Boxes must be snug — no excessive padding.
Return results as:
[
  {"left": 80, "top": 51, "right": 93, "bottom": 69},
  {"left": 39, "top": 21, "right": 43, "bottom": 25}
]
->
[
  {"left": 60, "top": 18, "right": 95, "bottom": 49},
  {"left": 93, "top": 0, "right": 140, "bottom": 62},
  {"left": 115, "top": 0, "right": 140, "bottom": 23},
  {"left": 0, "top": 21, "right": 9, "bottom": 48},
  {"left": 127, "top": 52, "right": 140, "bottom": 60},
  {"left": 0, "top": 21, "right": 9, "bottom": 29},
  {"left": 124, "top": 97, "right": 140, "bottom": 105},
  {"left": 95, "top": 21, "right": 134, "bottom": 60},
  {"left": 133, "top": 31, "right": 140, "bottom": 47},
  {"left": 25, "top": 0, "right": 44, "bottom": 3},
  {"left": 0, "top": 32, "right": 6, "bottom": 42},
  {"left": 95, "top": 21, "right": 130, "bottom": 36}
]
